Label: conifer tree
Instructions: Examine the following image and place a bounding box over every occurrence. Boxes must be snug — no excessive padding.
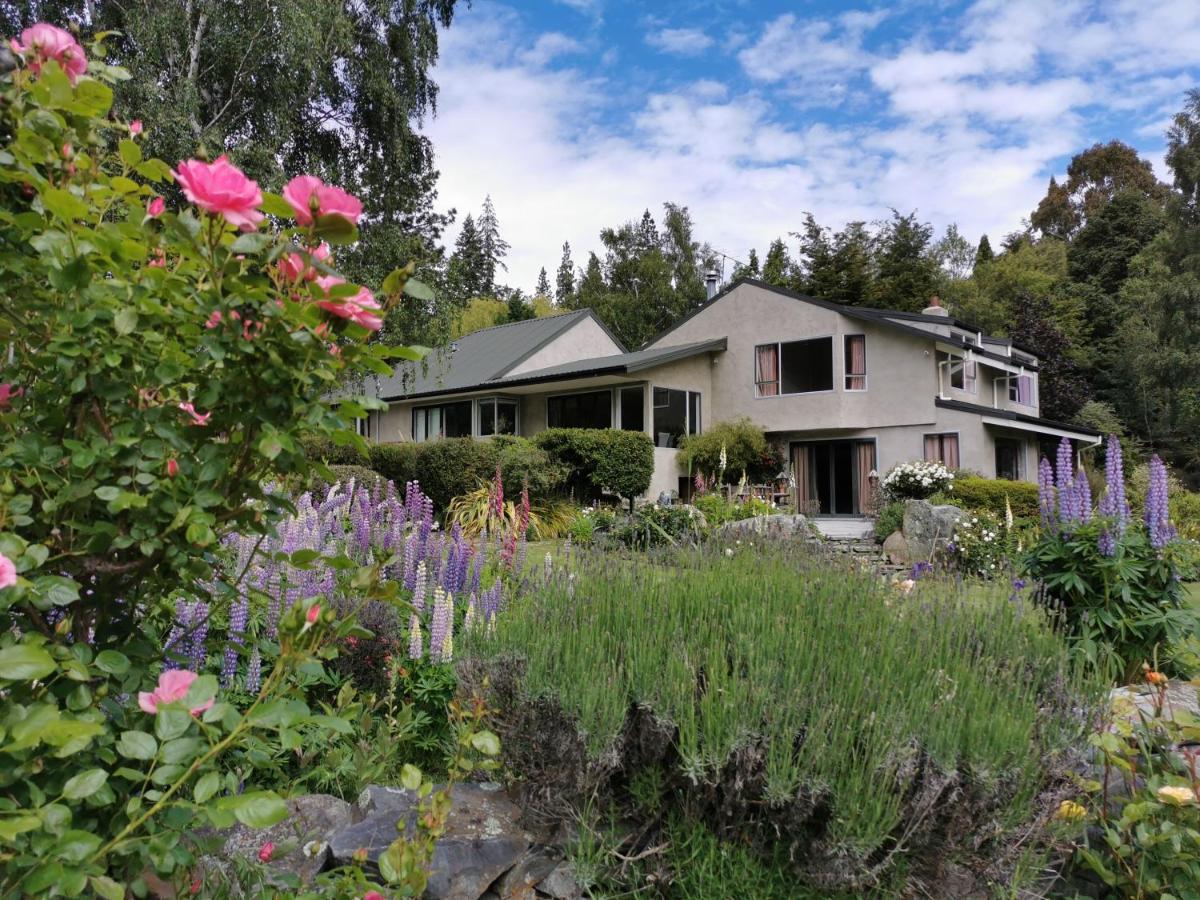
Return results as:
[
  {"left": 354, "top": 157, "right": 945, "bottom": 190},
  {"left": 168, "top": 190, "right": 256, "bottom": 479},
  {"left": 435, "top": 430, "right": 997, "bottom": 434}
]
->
[
  {"left": 974, "top": 234, "right": 995, "bottom": 266},
  {"left": 534, "top": 267, "right": 551, "bottom": 299},
  {"left": 761, "top": 237, "right": 794, "bottom": 287},
  {"left": 476, "top": 194, "right": 510, "bottom": 295},
  {"left": 555, "top": 241, "right": 576, "bottom": 305}
]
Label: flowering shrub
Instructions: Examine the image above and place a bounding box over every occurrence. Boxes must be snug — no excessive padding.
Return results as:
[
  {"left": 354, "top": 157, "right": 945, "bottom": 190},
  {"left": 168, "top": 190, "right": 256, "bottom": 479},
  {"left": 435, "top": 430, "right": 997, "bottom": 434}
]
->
[
  {"left": 952, "top": 510, "right": 1013, "bottom": 577},
  {"left": 1024, "top": 438, "right": 1197, "bottom": 681},
  {"left": 0, "top": 28, "right": 505, "bottom": 896},
  {"left": 613, "top": 504, "right": 704, "bottom": 550},
  {"left": 881, "top": 460, "right": 954, "bottom": 500}
]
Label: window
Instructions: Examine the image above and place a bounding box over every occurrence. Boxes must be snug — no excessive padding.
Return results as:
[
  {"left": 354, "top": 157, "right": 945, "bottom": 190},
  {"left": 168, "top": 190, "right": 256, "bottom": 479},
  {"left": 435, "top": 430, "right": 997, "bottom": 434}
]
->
[
  {"left": 619, "top": 386, "right": 644, "bottom": 432},
  {"left": 478, "top": 398, "right": 518, "bottom": 436},
  {"left": 937, "top": 351, "right": 976, "bottom": 393},
  {"left": 653, "top": 387, "right": 687, "bottom": 447},
  {"left": 923, "top": 433, "right": 960, "bottom": 469},
  {"left": 995, "top": 438, "right": 1022, "bottom": 480},
  {"left": 412, "top": 401, "right": 471, "bottom": 441},
  {"left": 755, "top": 337, "right": 833, "bottom": 397},
  {"left": 688, "top": 391, "right": 701, "bottom": 436},
  {"left": 1009, "top": 375, "right": 1033, "bottom": 406},
  {"left": 547, "top": 390, "right": 611, "bottom": 429},
  {"left": 844, "top": 334, "right": 866, "bottom": 390}
]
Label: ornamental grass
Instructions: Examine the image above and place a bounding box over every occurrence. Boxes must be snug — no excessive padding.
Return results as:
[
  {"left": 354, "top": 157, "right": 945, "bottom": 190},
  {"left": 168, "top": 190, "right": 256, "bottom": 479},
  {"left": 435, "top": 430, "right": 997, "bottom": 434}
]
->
[{"left": 464, "top": 541, "right": 1104, "bottom": 890}]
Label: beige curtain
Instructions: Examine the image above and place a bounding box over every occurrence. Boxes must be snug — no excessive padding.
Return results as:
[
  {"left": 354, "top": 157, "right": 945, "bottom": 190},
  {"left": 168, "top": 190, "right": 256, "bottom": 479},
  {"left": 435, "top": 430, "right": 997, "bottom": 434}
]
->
[
  {"left": 846, "top": 335, "right": 866, "bottom": 390},
  {"left": 943, "top": 434, "right": 960, "bottom": 469},
  {"left": 792, "top": 444, "right": 811, "bottom": 514},
  {"left": 856, "top": 442, "right": 876, "bottom": 514},
  {"left": 923, "top": 434, "right": 939, "bottom": 461},
  {"left": 756, "top": 345, "right": 779, "bottom": 397}
]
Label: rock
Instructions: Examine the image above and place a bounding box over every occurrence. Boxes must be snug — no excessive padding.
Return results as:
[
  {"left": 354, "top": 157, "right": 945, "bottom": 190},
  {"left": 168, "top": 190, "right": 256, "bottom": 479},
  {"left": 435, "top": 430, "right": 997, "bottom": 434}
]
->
[
  {"left": 493, "top": 847, "right": 562, "bottom": 899},
  {"left": 882, "top": 530, "right": 909, "bottom": 565},
  {"left": 330, "top": 782, "right": 530, "bottom": 900},
  {"left": 536, "top": 862, "right": 582, "bottom": 900},
  {"left": 715, "top": 514, "right": 809, "bottom": 538},
  {"left": 902, "top": 500, "right": 965, "bottom": 561},
  {"left": 215, "top": 793, "right": 352, "bottom": 888}
]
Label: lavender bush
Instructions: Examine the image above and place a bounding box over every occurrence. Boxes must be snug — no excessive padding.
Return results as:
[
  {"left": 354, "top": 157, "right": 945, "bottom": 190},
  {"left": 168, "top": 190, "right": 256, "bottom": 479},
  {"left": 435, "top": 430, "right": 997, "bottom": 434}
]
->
[{"left": 1025, "top": 437, "right": 1196, "bottom": 681}]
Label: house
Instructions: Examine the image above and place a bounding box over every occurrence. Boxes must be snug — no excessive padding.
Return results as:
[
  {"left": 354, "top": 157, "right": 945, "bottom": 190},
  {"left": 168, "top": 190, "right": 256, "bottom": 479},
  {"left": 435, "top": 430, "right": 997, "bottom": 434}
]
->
[{"left": 360, "top": 279, "right": 1100, "bottom": 515}]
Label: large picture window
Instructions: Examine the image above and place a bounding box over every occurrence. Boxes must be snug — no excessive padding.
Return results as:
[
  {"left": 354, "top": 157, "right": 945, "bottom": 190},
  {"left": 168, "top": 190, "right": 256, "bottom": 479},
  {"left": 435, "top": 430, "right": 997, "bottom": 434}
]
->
[
  {"left": 412, "top": 401, "right": 472, "bottom": 442},
  {"left": 844, "top": 335, "right": 867, "bottom": 390},
  {"left": 619, "top": 386, "right": 644, "bottom": 432},
  {"left": 478, "top": 398, "right": 518, "bottom": 436},
  {"left": 755, "top": 337, "right": 833, "bottom": 396},
  {"left": 652, "top": 388, "right": 702, "bottom": 447},
  {"left": 547, "top": 390, "right": 612, "bottom": 429}
]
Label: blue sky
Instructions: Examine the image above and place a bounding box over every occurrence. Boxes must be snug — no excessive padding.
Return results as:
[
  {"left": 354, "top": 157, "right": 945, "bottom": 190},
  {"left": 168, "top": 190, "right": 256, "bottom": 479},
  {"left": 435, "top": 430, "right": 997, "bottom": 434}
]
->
[{"left": 422, "top": 0, "right": 1200, "bottom": 290}]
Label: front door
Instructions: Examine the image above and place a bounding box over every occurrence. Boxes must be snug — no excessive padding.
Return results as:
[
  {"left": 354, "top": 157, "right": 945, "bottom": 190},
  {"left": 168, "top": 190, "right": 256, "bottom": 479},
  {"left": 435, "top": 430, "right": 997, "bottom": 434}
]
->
[{"left": 793, "top": 440, "right": 876, "bottom": 516}]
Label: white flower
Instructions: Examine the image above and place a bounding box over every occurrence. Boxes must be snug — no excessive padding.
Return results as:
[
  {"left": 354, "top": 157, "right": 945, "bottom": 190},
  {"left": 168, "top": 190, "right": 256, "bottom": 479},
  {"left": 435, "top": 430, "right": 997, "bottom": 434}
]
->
[
  {"left": 302, "top": 840, "right": 327, "bottom": 859},
  {"left": 725, "top": 548, "right": 734, "bottom": 557}
]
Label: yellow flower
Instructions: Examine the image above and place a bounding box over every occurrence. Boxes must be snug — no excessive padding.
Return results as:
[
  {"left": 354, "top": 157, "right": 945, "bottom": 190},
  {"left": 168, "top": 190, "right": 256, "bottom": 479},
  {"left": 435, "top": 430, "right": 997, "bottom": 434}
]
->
[
  {"left": 1156, "top": 785, "right": 1196, "bottom": 805},
  {"left": 1055, "top": 800, "right": 1087, "bottom": 822}
]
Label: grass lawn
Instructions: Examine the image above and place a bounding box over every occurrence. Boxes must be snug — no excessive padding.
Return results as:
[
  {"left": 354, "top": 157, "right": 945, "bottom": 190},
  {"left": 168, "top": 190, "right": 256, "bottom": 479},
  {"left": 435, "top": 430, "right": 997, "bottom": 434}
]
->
[{"left": 1186, "top": 583, "right": 1200, "bottom": 609}]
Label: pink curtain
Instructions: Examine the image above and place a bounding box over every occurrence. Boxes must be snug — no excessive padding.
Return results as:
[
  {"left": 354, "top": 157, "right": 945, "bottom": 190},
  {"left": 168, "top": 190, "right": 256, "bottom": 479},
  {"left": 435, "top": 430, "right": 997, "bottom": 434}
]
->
[
  {"left": 845, "top": 335, "right": 866, "bottom": 390},
  {"left": 792, "top": 444, "right": 811, "bottom": 514},
  {"left": 1016, "top": 375, "right": 1031, "bottom": 405},
  {"left": 856, "top": 441, "right": 875, "bottom": 514},
  {"left": 924, "top": 435, "right": 940, "bottom": 461},
  {"left": 943, "top": 434, "right": 960, "bottom": 469},
  {"left": 756, "top": 345, "right": 779, "bottom": 396}
]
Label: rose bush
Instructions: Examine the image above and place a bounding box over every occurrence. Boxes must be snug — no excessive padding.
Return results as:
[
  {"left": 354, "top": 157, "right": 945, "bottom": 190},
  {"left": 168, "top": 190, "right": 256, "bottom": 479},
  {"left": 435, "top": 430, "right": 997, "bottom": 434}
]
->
[{"left": 0, "top": 26, "right": 484, "bottom": 896}]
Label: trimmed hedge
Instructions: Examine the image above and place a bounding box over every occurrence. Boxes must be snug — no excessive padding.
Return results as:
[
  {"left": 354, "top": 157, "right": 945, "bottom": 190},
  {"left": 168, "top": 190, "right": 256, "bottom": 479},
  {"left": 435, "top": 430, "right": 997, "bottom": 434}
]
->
[
  {"left": 951, "top": 475, "right": 1040, "bottom": 520},
  {"left": 533, "top": 428, "right": 654, "bottom": 505}
]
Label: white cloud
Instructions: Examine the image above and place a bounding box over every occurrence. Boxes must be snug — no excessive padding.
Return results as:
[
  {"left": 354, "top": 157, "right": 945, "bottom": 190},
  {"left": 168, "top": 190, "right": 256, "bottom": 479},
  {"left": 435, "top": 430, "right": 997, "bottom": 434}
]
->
[
  {"left": 422, "top": 3, "right": 1195, "bottom": 293},
  {"left": 646, "top": 27, "right": 713, "bottom": 56}
]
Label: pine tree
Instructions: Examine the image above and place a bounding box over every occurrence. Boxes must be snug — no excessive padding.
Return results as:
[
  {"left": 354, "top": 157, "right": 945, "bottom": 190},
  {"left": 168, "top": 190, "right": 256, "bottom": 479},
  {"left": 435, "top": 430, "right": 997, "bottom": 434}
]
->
[
  {"left": 555, "top": 242, "right": 576, "bottom": 305},
  {"left": 476, "top": 194, "right": 510, "bottom": 295},
  {"left": 730, "top": 248, "right": 760, "bottom": 281},
  {"left": 761, "top": 237, "right": 793, "bottom": 287},
  {"left": 577, "top": 253, "right": 606, "bottom": 309},
  {"left": 975, "top": 234, "right": 995, "bottom": 267},
  {"left": 534, "top": 267, "right": 551, "bottom": 299},
  {"left": 448, "top": 213, "right": 487, "bottom": 299}
]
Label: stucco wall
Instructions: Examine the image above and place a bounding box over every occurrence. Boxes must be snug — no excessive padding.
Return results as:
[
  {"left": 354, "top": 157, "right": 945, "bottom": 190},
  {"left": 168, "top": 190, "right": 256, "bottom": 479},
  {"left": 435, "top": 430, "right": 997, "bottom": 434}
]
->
[{"left": 506, "top": 316, "right": 623, "bottom": 376}]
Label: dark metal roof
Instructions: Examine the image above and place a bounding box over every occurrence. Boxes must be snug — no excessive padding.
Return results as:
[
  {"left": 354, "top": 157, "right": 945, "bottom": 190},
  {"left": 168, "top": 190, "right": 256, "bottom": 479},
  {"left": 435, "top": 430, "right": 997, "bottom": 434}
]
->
[
  {"left": 380, "top": 338, "right": 727, "bottom": 402},
  {"left": 372, "top": 309, "right": 619, "bottom": 401},
  {"left": 935, "top": 398, "right": 1101, "bottom": 437},
  {"left": 644, "top": 278, "right": 1039, "bottom": 369}
]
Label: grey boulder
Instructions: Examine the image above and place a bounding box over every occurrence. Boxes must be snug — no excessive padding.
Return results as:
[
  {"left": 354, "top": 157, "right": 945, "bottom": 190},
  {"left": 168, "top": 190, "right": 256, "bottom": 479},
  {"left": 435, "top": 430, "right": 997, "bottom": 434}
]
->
[{"left": 902, "top": 500, "right": 965, "bottom": 561}]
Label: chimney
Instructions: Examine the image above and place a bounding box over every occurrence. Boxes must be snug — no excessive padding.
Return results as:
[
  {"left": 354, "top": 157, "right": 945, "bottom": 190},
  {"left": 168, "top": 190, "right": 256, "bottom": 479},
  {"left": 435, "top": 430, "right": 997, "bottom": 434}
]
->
[
  {"left": 922, "top": 295, "right": 949, "bottom": 317},
  {"left": 704, "top": 268, "right": 720, "bottom": 301}
]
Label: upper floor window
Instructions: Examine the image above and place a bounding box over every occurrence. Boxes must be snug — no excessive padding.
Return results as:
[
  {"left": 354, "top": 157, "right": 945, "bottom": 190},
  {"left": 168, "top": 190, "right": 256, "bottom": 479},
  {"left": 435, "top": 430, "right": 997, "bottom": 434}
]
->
[
  {"left": 755, "top": 337, "right": 833, "bottom": 397},
  {"left": 937, "top": 351, "right": 976, "bottom": 393},
  {"left": 478, "top": 398, "right": 518, "bottom": 436},
  {"left": 844, "top": 335, "right": 866, "bottom": 391},
  {"left": 548, "top": 390, "right": 611, "bottom": 429},
  {"left": 1009, "top": 375, "right": 1033, "bottom": 406},
  {"left": 413, "top": 401, "right": 472, "bottom": 442}
]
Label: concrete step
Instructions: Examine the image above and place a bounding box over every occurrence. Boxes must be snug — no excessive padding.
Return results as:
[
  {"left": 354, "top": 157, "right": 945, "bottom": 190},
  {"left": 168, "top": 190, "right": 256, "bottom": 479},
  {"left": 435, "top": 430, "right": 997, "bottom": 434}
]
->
[{"left": 811, "top": 517, "right": 875, "bottom": 540}]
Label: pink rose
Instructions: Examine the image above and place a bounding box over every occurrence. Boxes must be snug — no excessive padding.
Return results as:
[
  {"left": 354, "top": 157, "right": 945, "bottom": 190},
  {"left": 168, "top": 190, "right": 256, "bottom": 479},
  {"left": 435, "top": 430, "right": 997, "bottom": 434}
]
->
[
  {"left": 178, "top": 401, "right": 212, "bottom": 427},
  {"left": 173, "top": 156, "right": 264, "bottom": 231},
  {"left": 148, "top": 248, "right": 166, "bottom": 268},
  {"left": 137, "top": 669, "right": 214, "bottom": 716},
  {"left": 363, "top": 893, "right": 385, "bottom": 900},
  {"left": 0, "top": 383, "right": 22, "bottom": 409},
  {"left": 258, "top": 841, "right": 276, "bottom": 863},
  {"left": 130, "top": 120, "right": 143, "bottom": 136},
  {"left": 147, "top": 196, "right": 165, "bottom": 218},
  {"left": 277, "top": 242, "right": 330, "bottom": 282},
  {"left": 307, "top": 604, "right": 320, "bottom": 624},
  {"left": 282, "top": 175, "right": 362, "bottom": 226},
  {"left": 0, "top": 553, "right": 16, "bottom": 590},
  {"left": 13, "top": 23, "right": 87, "bottom": 84},
  {"left": 167, "top": 458, "right": 179, "bottom": 478},
  {"left": 316, "top": 276, "right": 383, "bottom": 332},
  {"left": 204, "top": 310, "right": 222, "bottom": 329}
]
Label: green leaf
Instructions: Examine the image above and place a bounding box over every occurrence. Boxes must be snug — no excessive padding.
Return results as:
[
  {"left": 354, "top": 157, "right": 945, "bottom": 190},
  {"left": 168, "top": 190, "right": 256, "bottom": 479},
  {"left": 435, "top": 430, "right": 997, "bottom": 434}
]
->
[
  {"left": 118, "top": 139, "right": 142, "bottom": 168},
  {"left": 470, "top": 730, "right": 501, "bottom": 756},
  {"left": 260, "top": 192, "right": 294, "bottom": 219},
  {"left": 94, "top": 486, "right": 120, "bottom": 502},
  {"left": 312, "top": 213, "right": 358, "bottom": 246},
  {"left": 155, "top": 707, "right": 192, "bottom": 741},
  {"left": 55, "top": 828, "right": 101, "bottom": 863},
  {"left": 219, "top": 791, "right": 289, "bottom": 828},
  {"left": 61, "top": 768, "right": 108, "bottom": 800},
  {"left": 33, "top": 575, "right": 80, "bottom": 607},
  {"left": 258, "top": 433, "right": 284, "bottom": 461},
  {"left": 0, "top": 644, "right": 56, "bottom": 681},
  {"left": 42, "top": 188, "right": 89, "bottom": 222},
  {"left": 116, "top": 730, "right": 157, "bottom": 761},
  {"left": 230, "top": 232, "right": 273, "bottom": 254},
  {"left": 403, "top": 278, "right": 435, "bottom": 301},
  {"left": 0, "top": 815, "right": 41, "bottom": 840},
  {"left": 400, "top": 764, "right": 422, "bottom": 791},
  {"left": 381, "top": 266, "right": 411, "bottom": 295},
  {"left": 89, "top": 876, "right": 125, "bottom": 900},
  {"left": 194, "top": 772, "right": 220, "bottom": 804},
  {"left": 94, "top": 650, "right": 129, "bottom": 675},
  {"left": 114, "top": 308, "right": 137, "bottom": 335}
]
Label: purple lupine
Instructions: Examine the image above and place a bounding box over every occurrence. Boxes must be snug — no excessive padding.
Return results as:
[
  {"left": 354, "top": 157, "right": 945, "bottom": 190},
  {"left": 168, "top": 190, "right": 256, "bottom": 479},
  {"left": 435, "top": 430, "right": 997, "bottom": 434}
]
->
[
  {"left": 403, "top": 533, "right": 418, "bottom": 589},
  {"left": 1037, "top": 457, "right": 1056, "bottom": 527},
  {"left": 222, "top": 591, "right": 249, "bottom": 687},
  {"left": 1056, "top": 439, "right": 1076, "bottom": 524},
  {"left": 1055, "top": 438, "right": 1074, "bottom": 493},
  {"left": 1097, "top": 435, "right": 1128, "bottom": 556},
  {"left": 163, "top": 597, "right": 188, "bottom": 670},
  {"left": 411, "top": 561, "right": 427, "bottom": 612},
  {"left": 1075, "top": 473, "right": 1092, "bottom": 522},
  {"left": 186, "top": 599, "right": 209, "bottom": 672},
  {"left": 1145, "top": 455, "right": 1176, "bottom": 549},
  {"left": 407, "top": 613, "right": 423, "bottom": 660},
  {"left": 429, "top": 587, "right": 453, "bottom": 663},
  {"left": 245, "top": 647, "right": 262, "bottom": 693}
]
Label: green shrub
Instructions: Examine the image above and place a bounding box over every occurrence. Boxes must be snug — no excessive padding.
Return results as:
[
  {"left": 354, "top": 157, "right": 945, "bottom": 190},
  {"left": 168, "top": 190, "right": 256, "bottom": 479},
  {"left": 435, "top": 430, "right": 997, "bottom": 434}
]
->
[
  {"left": 533, "top": 429, "right": 653, "bottom": 505},
  {"left": 465, "top": 544, "right": 1100, "bottom": 893},
  {"left": 677, "top": 418, "right": 772, "bottom": 484},
  {"left": 612, "top": 504, "right": 704, "bottom": 549},
  {"left": 302, "top": 432, "right": 369, "bottom": 465},
  {"left": 952, "top": 510, "right": 1014, "bottom": 577},
  {"left": 568, "top": 511, "right": 597, "bottom": 545},
  {"left": 409, "top": 438, "right": 498, "bottom": 511},
  {"left": 874, "top": 500, "right": 905, "bottom": 541},
  {"left": 491, "top": 435, "right": 568, "bottom": 499},
  {"left": 368, "top": 441, "right": 419, "bottom": 486},
  {"left": 951, "top": 475, "right": 1039, "bottom": 520}
]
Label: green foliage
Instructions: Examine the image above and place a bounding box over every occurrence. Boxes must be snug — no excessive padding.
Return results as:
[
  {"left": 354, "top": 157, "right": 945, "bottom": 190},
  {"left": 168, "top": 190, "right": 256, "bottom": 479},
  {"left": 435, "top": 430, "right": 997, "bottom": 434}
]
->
[
  {"left": 1072, "top": 674, "right": 1200, "bottom": 896},
  {"left": 951, "top": 475, "right": 1040, "bottom": 520},
  {"left": 874, "top": 500, "right": 905, "bottom": 541},
  {"left": 533, "top": 428, "right": 654, "bottom": 504},
  {"left": 677, "top": 418, "right": 771, "bottom": 484},
  {"left": 692, "top": 492, "right": 777, "bottom": 528},
  {"left": 952, "top": 510, "right": 1014, "bottom": 578},
  {"left": 399, "top": 437, "right": 497, "bottom": 512},
  {"left": 490, "top": 435, "right": 567, "bottom": 499},
  {"left": 468, "top": 545, "right": 1101, "bottom": 890},
  {"left": 366, "top": 441, "right": 420, "bottom": 486},
  {"left": 1023, "top": 520, "right": 1198, "bottom": 682},
  {"left": 612, "top": 504, "right": 704, "bottom": 550}
]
